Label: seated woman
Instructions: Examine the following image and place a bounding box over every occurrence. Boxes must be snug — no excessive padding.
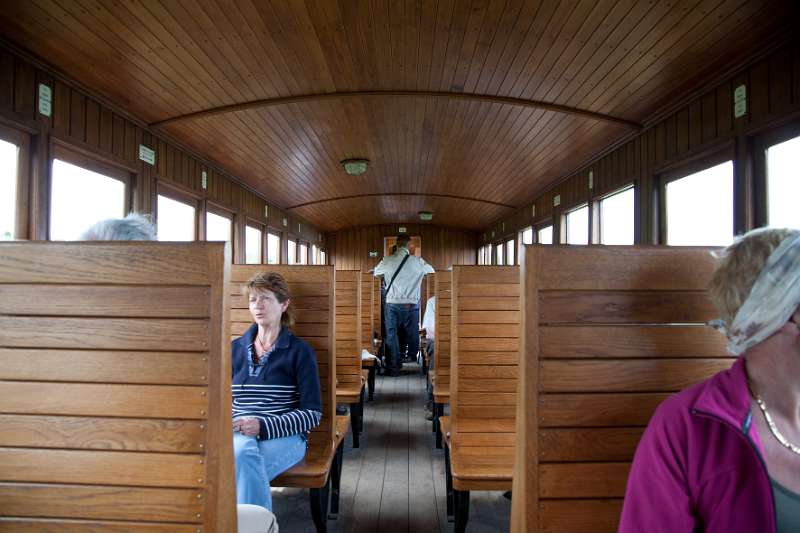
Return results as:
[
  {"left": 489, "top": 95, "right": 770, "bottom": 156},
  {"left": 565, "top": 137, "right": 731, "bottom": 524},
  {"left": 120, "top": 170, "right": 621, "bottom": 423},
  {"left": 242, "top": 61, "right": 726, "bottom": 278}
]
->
[
  {"left": 231, "top": 272, "right": 322, "bottom": 511},
  {"left": 620, "top": 227, "right": 800, "bottom": 532}
]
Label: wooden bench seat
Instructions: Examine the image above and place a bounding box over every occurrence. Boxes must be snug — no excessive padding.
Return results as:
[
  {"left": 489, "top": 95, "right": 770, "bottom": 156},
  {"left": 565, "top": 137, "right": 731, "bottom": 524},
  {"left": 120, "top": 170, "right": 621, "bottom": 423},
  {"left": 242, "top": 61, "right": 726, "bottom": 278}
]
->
[
  {"left": 444, "top": 265, "right": 521, "bottom": 533},
  {"left": 360, "top": 272, "right": 377, "bottom": 401},
  {"left": 510, "top": 246, "right": 732, "bottom": 533},
  {"left": 0, "top": 242, "right": 238, "bottom": 532},
  {"left": 335, "top": 270, "right": 367, "bottom": 448},
  {"left": 230, "top": 265, "right": 344, "bottom": 532},
  {"left": 432, "top": 272, "right": 452, "bottom": 448}
]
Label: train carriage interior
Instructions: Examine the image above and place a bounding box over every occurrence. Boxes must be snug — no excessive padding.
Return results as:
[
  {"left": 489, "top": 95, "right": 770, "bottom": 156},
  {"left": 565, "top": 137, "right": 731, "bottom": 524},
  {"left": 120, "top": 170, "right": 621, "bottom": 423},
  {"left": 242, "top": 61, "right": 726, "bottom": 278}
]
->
[{"left": 1, "top": 1, "right": 800, "bottom": 532}]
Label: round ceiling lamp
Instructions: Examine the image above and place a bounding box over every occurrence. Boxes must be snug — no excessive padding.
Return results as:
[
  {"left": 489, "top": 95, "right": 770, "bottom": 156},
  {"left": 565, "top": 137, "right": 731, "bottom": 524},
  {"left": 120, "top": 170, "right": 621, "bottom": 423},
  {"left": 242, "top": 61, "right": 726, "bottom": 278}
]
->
[{"left": 341, "top": 158, "right": 369, "bottom": 175}]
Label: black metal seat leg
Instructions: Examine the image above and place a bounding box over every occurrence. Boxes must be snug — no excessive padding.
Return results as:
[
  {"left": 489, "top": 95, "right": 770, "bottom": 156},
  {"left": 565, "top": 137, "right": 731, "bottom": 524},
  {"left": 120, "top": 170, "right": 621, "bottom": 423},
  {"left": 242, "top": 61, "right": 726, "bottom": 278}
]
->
[
  {"left": 309, "top": 475, "right": 331, "bottom": 533},
  {"left": 367, "top": 365, "right": 376, "bottom": 400},
  {"left": 434, "top": 403, "right": 443, "bottom": 449},
  {"left": 453, "top": 489, "right": 470, "bottom": 533},
  {"left": 329, "top": 443, "right": 344, "bottom": 519},
  {"left": 350, "top": 402, "right": 360, "bottom": 448},
  {"left": 444, "top": 444, "right": 453, "bottom": 521}
]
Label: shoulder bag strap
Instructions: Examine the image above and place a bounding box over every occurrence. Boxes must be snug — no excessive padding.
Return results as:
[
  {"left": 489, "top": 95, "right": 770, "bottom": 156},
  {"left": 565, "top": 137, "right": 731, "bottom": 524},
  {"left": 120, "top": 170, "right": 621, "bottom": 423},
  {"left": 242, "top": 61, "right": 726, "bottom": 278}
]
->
[{"left": 385, "top": 253, "right": 411, "bottom": 296}]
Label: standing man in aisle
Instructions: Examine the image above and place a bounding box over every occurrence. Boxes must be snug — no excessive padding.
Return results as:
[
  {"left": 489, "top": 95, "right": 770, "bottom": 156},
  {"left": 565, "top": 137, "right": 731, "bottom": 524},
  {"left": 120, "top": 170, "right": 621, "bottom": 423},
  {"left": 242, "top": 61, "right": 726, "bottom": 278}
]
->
[{"left": 374, "top": 234, "right": 434, "bottom": 377}]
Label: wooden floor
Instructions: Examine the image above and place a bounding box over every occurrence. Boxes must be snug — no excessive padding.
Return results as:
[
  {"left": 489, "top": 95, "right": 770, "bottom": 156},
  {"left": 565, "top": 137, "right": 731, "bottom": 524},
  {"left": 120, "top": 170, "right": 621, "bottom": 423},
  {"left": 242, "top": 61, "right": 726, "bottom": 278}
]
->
[{"left": 272, "top": 363, "right": 511, "bottom": 532}]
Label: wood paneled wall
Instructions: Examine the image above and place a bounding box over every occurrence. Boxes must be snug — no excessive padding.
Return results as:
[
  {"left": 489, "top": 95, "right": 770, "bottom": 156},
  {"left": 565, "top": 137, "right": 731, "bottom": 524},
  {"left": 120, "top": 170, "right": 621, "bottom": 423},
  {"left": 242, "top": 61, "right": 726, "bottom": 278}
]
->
[
  {"left": 0, "top": 43, "right": 324, "bottom": 259},
  {"left": 481, "top": 38, "right": 800, "bottom": 245},
  {"left": 329, "top": 224, "right": 478, "bottom": 271}
]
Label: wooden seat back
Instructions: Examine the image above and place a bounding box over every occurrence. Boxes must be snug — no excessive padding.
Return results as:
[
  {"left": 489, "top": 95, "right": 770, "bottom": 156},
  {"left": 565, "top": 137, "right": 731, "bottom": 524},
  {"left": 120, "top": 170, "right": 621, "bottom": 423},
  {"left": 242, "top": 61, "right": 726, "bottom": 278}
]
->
[
  {"left": 0, "top": 242, "right": 234, "bottom": 532},
  {"left": 334, "top": 270, "right": 362, "bottom": 393},
  {"left": 433, "top": 271, "right": 452, "bottom": 400},
  {"left": 229, "top": 265, "right": 336, "bottom": 451},
  {"left": 450, "top": 265, "right": 521, "bottom": 450},
  {"left": 511, "top": 246, "right": 731, "bottom": 533},
  {"left": 360, "top": 271, "right": 374, "bottom": 353}
]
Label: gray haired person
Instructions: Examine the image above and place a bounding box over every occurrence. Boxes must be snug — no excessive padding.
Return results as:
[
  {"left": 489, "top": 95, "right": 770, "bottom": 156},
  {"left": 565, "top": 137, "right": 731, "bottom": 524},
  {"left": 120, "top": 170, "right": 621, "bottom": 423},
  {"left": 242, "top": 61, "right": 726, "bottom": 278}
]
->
[{"left": 80, "top": 213, "right": 157, "bottom": 241}]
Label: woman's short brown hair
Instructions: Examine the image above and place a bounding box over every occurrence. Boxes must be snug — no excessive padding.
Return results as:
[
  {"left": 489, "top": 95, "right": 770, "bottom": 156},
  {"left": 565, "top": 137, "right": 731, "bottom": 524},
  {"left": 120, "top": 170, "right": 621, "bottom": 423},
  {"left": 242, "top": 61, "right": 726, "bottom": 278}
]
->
[
  {"left": 708, "top": 227, "right": 799, "bottom": 329},
  {"left": 244, "top": 272, "right": 295, "bottom": 328}
]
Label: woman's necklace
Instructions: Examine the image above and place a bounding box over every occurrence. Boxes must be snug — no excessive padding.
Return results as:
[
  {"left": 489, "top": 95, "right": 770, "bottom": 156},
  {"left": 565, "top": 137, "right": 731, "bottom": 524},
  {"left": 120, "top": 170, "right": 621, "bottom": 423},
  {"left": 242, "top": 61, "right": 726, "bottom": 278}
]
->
[{"left": 751, "top": 391, "right": 800, "bottom": 455}]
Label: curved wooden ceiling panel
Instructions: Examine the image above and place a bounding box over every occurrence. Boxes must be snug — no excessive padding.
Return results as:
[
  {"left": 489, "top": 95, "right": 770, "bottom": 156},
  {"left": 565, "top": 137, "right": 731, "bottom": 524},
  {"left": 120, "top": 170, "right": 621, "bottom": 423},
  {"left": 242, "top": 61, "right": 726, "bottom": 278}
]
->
[{"left": 0, "top": 0, "right": 795, "bottom": 230}]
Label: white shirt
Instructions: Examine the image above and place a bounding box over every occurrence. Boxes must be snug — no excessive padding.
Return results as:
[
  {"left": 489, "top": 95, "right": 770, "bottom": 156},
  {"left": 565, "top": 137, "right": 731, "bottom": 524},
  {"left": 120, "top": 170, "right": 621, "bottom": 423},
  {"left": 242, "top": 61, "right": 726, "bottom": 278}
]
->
[
  {"left": 374, "top": 248, "right": 435, "bottom": 304},
  {"left": 422, "top": 296, "right": 436, "bottom": 339}
]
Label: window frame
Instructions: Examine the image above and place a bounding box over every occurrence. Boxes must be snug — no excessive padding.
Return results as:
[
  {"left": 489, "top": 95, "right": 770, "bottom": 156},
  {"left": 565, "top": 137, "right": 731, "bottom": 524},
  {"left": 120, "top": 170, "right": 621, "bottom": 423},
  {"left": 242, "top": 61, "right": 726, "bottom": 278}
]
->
[
  {"left": 244, "top": 219, "right": 265, "bottom": 264},
  {"left": 595, "top": 184, "right": 635, "bottom": 245},
  {"left": 205, "top": 202, "right": 235, "bottom": 246},
  {"left": 156, "top": 181, "right": 201, "bottom": 242},
  {"left": 534, "top": 220, "right": 553, "bottom": 244},
  {"left": 50, "top": 143, "right": 133, "bottom": 241},
  {"left": 563, "top": 204, "right": 589, "bottom": 245},
  {"left": 298, "top": 241, "right": 309, "bottom": 265},
  {"left": 287, "top": 237, "right": 298, "bottom": 265},
  {"left": 0, "top": 123, "right": 31, "bottom": 240},
  {"left": 266, "top": 231, "right": 282, "bottom": 265},
  {"left": 753, "top": 120, "right": 800, "bottom": 229},
  {"left": 494, "top": 242, "right": 504, "bottom": 265}
]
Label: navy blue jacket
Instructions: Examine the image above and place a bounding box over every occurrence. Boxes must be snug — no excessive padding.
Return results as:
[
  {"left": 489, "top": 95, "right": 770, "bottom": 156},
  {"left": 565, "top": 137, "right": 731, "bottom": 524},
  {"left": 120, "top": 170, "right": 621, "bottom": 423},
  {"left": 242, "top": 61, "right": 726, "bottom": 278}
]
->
[{"left": 231, "top": 324, "right": 322, "bottom": 440}]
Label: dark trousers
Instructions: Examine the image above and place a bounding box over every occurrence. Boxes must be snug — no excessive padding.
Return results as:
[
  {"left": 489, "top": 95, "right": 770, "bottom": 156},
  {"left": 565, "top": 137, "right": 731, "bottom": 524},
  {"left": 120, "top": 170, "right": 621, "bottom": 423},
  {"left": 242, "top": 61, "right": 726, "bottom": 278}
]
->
[{"left": 384, "top": 303, "right": 420, "bottom": 373}]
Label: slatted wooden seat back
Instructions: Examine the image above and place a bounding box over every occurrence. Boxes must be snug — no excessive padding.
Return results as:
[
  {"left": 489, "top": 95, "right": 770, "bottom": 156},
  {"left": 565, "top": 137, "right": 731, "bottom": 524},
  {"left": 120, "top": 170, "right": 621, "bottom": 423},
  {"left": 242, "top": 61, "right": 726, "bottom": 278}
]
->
[
  {"left": 229, "top": 265, "right": 336, "bottom": 452},
  {"left": 0, "top": 241, "right": 234, "bottom": 532},
  {"left": 334, "top": 270, "right": 362, "bottom": 395},
  {"left": 433, "top": 271, "right": 452, "bottom": 402},
  {"left": 360, "top": 272, "right": 374, "bottom": 353},
  {"left": 511, "top": 246, "right": 731, "bottom": 533},
  {"left": 449, "top": 265, "right": 521, "bottom": 478}
]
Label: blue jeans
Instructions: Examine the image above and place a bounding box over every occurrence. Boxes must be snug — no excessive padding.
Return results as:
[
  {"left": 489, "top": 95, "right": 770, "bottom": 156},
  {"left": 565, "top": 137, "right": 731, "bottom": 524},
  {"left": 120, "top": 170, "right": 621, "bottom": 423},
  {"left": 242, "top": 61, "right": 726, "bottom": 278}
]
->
[
  {"left": 385, "top": 303, "right": 420, "bottom": 373},
  {"left": 233, "top": 432, "right": 306, "bottom": 511}
]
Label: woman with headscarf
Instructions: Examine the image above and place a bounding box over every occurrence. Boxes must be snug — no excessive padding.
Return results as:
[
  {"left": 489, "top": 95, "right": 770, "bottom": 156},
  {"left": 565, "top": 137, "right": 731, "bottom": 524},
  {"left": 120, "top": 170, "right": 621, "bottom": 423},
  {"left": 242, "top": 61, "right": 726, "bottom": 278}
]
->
[{"left": 619, "top": 227, "right": 800, "bottom": 532}]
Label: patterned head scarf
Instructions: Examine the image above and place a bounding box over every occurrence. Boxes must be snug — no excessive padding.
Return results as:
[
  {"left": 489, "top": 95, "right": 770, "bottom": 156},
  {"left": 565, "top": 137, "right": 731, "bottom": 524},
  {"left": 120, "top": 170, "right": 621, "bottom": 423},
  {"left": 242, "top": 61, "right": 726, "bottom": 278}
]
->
[{"left": 713, "top": 232, "right": 800, "bottom": 355}]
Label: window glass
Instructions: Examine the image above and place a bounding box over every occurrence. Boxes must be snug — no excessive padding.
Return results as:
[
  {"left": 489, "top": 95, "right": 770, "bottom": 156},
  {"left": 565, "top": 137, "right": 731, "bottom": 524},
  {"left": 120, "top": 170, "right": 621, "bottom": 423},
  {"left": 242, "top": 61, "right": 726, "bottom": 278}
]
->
[
  {"left": 1, "top": 139, "right": 18, "bottom": 240},
  {"left": 157, "top": 195, "right": 195, "bottom": 241},
  {"left": 50, "top": 159, "right": 126, "bottom": 241},
  {"left": 267, "top": 233, "right": 280, "bottom": 264},
  {"left": 495, "top": 243, "right": 503, "bottom": 265},
  {"left": 666, "top": 161, "right": 733, "bottom": 246},
  {"left": 478, "top": 246, "right": 485, "bottom": 265},
  {"left": 566, "top": 205, "right": 589, "bottom": 245},
  {"left": 287, "top": 239, "right": 297, "bottom": 265},
  {"left": 299, "top": 243, "right": 308, "bottom": 265},
  {"left": 206, "top": 211, "right": 231, "bottom": 243},
  {"left": 320, "top": 250, "right": 326, "bottom": 265},
  {"left": 599, "top": 187, "right": 635, "bottom": 245},
  {"left": 521, "top": 227, "right": 533, "bottom": 245},
  {"left": 245, "top": 225, "right": 263, "bottom": 264},
  {"left": 505, "top": 239, "right": 515, "bottom": 265},
  {"left": 537, "top": 226, "right": 553, "bottom": 244},
  {"left": 766, "top": 135, "right": 800, "bottom": 229},
  {"left": 311, "top": 244, "right": 318, "bottom": 264}
]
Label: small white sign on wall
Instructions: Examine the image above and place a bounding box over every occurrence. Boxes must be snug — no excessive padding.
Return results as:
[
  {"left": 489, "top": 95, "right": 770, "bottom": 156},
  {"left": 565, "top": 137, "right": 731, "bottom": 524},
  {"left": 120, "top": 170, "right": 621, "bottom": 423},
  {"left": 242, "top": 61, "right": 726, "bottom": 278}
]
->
[
  {"left": 398, "top": 226, "right": 407, "bottom": 233},
  {"left": 553, "top": 194, "right": 561, "bottom": 207},
  {"left": 138, "top": 145, "right": 156, "bottom": 165},
  {"left": 368, "top": 251, "right": 379, "bottom": 257},
  {"left": 734, "top": 84, "right": 747, "bottom": 118},
  {"left": 38, "top": 84, "right": 52, "bottom": 117},
  {"left": 201, "top": 170, "right": 208, "bottom": 190},
  {"left": 282, "top": 218, "right": 288, "bottom": 227}
]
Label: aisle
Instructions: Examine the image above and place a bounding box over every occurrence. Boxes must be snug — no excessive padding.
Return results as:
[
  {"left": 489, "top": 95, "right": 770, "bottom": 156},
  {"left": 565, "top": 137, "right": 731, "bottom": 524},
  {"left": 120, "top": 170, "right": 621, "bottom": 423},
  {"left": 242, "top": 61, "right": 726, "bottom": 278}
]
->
[{"left": 272, "top": 363, "right": 511, "bottom": 532}]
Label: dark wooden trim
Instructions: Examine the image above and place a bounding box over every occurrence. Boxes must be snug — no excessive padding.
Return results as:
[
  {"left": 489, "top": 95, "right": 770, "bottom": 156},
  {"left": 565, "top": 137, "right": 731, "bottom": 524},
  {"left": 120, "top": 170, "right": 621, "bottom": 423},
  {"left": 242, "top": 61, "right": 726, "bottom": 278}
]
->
[
  {"left": 0, "top": 123, "right": 31, "bottom": 240},
  {"left": 151, "top": 90, "right": 643, "bottom": 131},
  {"left": 656, "top": 141, "right": 735, "bottom": 184},
  {"left": 288, "top": 192, "right": 515, "bottom": 210},
  {"left": 51, "top": 137, "right": 136, "bottom": 178}
]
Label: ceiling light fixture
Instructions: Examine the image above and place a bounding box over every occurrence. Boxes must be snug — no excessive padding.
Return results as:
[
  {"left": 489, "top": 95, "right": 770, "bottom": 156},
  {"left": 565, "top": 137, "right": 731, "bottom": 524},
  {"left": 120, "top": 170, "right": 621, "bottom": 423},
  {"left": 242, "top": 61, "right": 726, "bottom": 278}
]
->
[
  {"left": 418, "top": 211, "right": 434, "bottom": 221},
  {"left": 341, "top": 158, "right": 369, "bottom": 175}
]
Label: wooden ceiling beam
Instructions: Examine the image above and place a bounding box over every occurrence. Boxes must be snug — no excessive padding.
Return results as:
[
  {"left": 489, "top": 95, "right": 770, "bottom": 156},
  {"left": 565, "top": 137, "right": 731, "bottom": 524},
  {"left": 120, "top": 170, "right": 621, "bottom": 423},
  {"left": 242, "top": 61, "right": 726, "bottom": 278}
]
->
[
  {"left": 286, "top": 192, "right": 517, "bottom": 210},
  {"left": 149, "top": 90, "right": 642, "bottom": 130}
]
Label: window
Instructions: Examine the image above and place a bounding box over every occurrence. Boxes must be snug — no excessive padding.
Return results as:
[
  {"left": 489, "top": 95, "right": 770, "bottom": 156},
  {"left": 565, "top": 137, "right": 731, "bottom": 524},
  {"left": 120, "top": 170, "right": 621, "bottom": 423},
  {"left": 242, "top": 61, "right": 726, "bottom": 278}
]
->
[
  {"left": 665, "top": 161, "right": 733, "bottom": 246},
  {"left": 521, "top": 227, "right": 533, "bottom": 245},
  {"left": 565, "top": 205, "right": 589, "bottom": 245},
  {"left": 766, "top": 135, "right": 800, "bottom": 228},
  {"left": 50, "top": 158, "right": 126, "bottom": 241},
  {"left": 287, "top": 239, "right": 297, "bottom": 265},
  {"left": 478, "top": 246, "right": 485, "bottom": 265},
  {"left": 206, "top": 211, "right": 232, "bottom": 243},
  {"left": 311, "top": 244, "right": 319, "bottom": 264},
  {"left": 505, "top": 239, "right": 515, "bottom": 265},
  {"left": 0, "top": 138, "right": 18, "bottom": 240},
  {"left": 495, "top": 243, "right": 503, "bottom": 265},
  {"left": 320, "top": 250, "right": 326, "bottom": 265},
  {"left": 157, "top": 194, "right": 196, "bottom": 241},
  {"left": 299, "top": 242, "right": 308, "bottom": 265},
  {"left": 598, "top": 187, "right": 634, "bottom": 245},
  {"left": 267, "top": 232, "right": 280, "bottom": 264},
  {"left": 245, "top": 225, "right": 263, "bottom": 264},
  {"left": 537, "top": 225, "right": 553, "bottom": 244}
]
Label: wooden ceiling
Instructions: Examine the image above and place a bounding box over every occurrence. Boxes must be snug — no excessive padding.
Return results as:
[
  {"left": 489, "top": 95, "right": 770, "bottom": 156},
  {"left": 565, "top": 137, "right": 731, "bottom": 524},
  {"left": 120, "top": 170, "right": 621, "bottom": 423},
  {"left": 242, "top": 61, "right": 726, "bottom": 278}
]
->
[{"left": 0, "top": 0, "right": 795, "bottom": 231}]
